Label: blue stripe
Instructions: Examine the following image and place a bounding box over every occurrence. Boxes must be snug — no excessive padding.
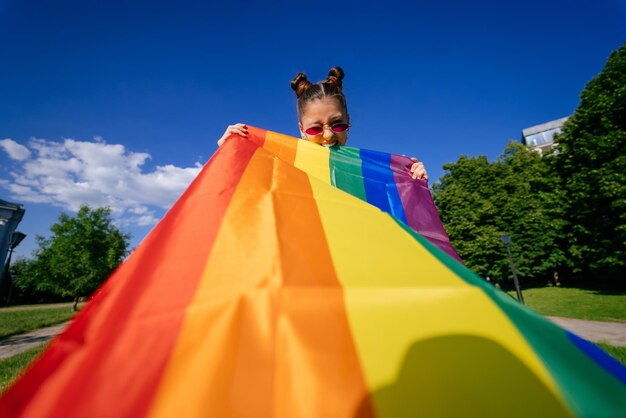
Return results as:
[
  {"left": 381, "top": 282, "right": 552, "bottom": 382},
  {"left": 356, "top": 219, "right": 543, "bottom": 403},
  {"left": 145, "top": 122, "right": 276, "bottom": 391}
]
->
[
  {"left": 359, "top": 148, "right": 408, "bottom": 224},
  {"left": 566, "top": 331, "right": 626, "bottom": 385}
]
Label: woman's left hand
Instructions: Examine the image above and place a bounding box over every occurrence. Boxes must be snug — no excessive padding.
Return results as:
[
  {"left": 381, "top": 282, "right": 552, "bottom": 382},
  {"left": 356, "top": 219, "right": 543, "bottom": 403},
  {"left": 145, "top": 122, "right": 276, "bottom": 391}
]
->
[{"left": 409, "top": 158, "right": 428, "bottom": 180}]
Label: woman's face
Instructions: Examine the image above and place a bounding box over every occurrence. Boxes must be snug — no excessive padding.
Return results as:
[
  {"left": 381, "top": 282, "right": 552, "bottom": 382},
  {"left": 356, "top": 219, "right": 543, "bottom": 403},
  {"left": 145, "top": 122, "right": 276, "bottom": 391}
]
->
[{"left": 299, "top": 97, "right": 350, "bottom": 146}]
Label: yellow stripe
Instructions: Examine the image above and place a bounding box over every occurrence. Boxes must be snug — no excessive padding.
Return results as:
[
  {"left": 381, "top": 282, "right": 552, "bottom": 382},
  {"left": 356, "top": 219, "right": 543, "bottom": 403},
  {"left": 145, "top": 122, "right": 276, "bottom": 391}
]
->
[
  {"left": 307, "top": 174, "right": 572, "bottom": 417},
  {"left": 294, "top": 138, "right": 331, "bottom": 184}
]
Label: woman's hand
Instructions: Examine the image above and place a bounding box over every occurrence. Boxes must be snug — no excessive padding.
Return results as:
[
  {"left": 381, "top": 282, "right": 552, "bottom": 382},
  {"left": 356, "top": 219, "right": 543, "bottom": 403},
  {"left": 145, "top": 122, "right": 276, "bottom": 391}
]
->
[
  {"left": 217, "top": 123, "right": 248, "bottom": 147},
  {"left": 409, "top": 157, "right": 428, "bottom": 180}
]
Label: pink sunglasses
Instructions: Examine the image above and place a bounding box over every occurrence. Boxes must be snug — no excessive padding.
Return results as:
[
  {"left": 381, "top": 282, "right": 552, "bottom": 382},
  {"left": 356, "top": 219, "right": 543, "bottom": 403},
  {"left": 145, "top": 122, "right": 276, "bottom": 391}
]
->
[{"left": 304, "top": 123, "right": 350, "bottom": 136}]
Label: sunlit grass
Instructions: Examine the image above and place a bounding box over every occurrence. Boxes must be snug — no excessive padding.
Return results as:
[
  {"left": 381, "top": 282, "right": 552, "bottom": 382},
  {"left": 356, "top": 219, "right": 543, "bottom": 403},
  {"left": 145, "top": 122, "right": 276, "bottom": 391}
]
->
[
  {"left": 508, "top": 287, "right": 626, "bottom": 322},
  {"left": 0, "top": 344, "right": 46, "bottom": 393},
  {"left": 0, "top": 303, "right": 79, "bottom": 339}
]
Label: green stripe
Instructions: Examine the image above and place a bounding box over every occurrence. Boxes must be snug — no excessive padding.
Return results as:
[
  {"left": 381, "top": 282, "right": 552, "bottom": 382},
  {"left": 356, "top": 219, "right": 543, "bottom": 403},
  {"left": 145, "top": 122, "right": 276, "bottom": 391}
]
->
[
  {"left": 329, "top": 145, "right": 367, "bottom": 201},
  {"left": 392, "top": 218, "right": 626, "bottom": 416}
]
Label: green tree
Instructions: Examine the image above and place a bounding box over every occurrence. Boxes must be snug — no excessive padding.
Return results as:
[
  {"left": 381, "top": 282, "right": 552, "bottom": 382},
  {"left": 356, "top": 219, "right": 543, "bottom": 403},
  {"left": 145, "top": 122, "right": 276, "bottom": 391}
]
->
[
  {"left": 433, "top": 142, "right": 565, "bottom": 284},
  {"left": 554, "top": 43, "right": 626, "bottom": 281},
  {"left": 22, "top": 205, "right": 130, "bottom": 310}
]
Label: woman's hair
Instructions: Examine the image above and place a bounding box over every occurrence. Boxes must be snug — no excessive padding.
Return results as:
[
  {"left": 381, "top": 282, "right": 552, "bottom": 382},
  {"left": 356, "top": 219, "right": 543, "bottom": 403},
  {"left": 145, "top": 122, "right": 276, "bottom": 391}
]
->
[{"left": 290, "top": 66, "right": 348, "bottom": 120}]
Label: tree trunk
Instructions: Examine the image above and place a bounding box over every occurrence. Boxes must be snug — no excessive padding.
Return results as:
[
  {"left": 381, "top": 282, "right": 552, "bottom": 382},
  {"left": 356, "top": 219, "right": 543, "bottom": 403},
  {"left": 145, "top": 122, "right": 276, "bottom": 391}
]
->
[{"left": 73, "top": 296, "right": 79, "bottom": 312}]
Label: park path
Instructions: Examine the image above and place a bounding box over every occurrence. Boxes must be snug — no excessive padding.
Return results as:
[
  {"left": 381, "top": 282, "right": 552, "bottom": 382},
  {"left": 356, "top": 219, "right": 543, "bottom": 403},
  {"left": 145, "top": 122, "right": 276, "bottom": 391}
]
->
[
  {"left": 0, "top": 317, "right": 624, "bottom": 361},
  {"left": 547, "top": 316, "right": 626, "bottom": 347},
  {"left": 0, "top": 322, "right": 69, "bottom": 360}
]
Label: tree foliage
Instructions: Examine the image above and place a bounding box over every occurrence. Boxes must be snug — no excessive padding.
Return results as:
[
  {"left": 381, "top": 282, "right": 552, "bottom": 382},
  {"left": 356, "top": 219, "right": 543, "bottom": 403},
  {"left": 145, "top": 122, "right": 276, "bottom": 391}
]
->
[
  {"left": 433, "top": 142, "right": 565, "bottom": 283},
  {"left": 554, "top": 43, "right": 626, "bottom": 280},
  {"left": 13, "top": 205, "right": 129, "bottom": 309},
  {"left": 433, "top": 43, "right": 626, "bottom": 285},
  {"left": 5, "top": 258, "right": 64, "bottom": 305}
]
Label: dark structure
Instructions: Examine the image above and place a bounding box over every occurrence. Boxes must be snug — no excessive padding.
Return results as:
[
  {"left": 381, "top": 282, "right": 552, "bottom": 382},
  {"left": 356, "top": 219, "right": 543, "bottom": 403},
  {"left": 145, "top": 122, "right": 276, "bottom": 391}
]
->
[{"left": 0, "top": 199, "right": 26, "bottom": 283}]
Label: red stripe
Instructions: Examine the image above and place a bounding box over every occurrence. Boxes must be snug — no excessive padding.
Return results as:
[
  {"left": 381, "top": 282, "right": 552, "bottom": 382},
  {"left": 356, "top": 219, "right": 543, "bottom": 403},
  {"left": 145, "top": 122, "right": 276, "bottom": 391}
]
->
[{"left": 0, "top": 131, "right": 265, "bottom": 417}]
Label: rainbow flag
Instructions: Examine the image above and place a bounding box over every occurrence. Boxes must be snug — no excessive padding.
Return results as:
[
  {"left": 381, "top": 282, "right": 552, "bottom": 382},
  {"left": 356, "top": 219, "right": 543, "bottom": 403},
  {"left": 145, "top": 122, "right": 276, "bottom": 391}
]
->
[{"left": 1, "top": 127, "right": 625, "bottom": 417}]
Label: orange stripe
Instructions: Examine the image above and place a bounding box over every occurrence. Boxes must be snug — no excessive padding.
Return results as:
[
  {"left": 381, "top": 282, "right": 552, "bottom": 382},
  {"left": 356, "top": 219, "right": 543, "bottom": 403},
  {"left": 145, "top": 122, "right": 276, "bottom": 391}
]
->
[
  {"left": 149, "top": 142, "right": 375, "bottom": 417},
  {"left": 262, "top": 129, "right": 298, "bottom": 165},
  {"left": 0, "top": 138, "right": 259, "bottom": 418}
]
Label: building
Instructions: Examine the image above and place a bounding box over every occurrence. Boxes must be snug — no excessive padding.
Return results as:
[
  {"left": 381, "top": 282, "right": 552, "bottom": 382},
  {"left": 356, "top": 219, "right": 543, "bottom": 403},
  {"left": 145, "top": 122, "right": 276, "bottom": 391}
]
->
[
  {"left": 521, "top": 116, "right": 570, "bottom": 153},
  {"left": 0, "top": 199, "right": 26, "bottom": 278}
]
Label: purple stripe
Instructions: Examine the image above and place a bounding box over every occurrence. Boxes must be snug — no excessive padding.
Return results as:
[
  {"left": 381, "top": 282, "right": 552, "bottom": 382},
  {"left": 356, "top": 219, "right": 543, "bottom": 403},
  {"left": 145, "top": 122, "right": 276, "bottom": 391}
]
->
[{"left": 390, "top": 154, "right": 462, "bottom": 263}]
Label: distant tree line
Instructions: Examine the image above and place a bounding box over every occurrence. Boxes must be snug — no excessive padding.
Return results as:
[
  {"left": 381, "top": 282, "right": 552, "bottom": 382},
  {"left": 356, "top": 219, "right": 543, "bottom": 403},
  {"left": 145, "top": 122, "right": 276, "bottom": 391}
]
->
[
  {"left": 5, "top": 205, "right": 129, "bottom": 309},
  {"left": 433, "top": 43, "right": 626, "bottom": 287}
]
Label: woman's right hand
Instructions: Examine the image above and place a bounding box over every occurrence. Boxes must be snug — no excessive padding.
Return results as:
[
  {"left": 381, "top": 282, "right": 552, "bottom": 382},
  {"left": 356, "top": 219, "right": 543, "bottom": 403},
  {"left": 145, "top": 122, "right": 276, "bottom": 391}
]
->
[{"left": 217, "top": 123, "right": 248, "bottom": 147}]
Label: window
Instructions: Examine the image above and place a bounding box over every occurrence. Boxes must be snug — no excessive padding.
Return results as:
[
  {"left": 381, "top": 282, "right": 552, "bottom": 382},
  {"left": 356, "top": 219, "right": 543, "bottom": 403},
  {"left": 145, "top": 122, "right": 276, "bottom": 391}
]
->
[
  {"left": 542, "top": 128, "right": 559, "bottom": 144},
  {"left": 525, "top": 129, "right": 560, "bottom": 147},
  {"left": 526, "top": 134, "right": 542, "bottom": 146}
]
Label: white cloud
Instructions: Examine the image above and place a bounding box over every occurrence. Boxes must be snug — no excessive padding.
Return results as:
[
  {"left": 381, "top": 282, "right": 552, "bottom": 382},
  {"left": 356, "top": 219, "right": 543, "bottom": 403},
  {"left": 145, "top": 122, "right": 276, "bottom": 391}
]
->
[
  {"left": 0, "top": 136, "right": 203, "bottom": 227},
  {"left": 0, "top": 138, "right": 32, "bottom": 160}
]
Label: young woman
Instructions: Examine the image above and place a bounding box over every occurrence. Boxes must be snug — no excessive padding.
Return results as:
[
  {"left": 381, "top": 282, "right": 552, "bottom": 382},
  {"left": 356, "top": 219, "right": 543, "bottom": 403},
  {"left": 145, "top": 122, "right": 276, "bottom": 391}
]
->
[{"left": 217, "top": 67, "right": 428, "bottom": 180}]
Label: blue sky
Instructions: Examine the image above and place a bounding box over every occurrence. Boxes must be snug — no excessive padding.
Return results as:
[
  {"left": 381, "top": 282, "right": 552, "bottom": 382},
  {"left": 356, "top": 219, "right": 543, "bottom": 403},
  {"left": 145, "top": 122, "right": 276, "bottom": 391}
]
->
[{"left": 1, "top": 0, "right": 625, "bottom": 259}]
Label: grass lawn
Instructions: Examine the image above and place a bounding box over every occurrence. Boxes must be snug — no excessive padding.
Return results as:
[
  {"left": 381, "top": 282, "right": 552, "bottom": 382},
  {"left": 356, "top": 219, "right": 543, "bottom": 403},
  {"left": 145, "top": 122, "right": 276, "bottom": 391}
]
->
[
  {"left": 0, "top": 344, "right": 46, "bottom": 393},
  {"left": 0, "top": 305, "right": 76, "bottom": 339},
  {"left": 508, "top": 287, "right": 626, "bottom": 322}
]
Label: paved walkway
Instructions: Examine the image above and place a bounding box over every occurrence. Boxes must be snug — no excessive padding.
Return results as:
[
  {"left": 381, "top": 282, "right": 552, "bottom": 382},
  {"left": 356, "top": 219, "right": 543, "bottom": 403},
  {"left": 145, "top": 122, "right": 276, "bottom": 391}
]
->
[
  {"left": 547, "top": 316, "right": 626, "bottom": 347},
  {"left": 0, "top": 322, "right": 69, "bottom": 360},
  {"left": 0, "top": 317, "right": 624, "bottom": 361}
]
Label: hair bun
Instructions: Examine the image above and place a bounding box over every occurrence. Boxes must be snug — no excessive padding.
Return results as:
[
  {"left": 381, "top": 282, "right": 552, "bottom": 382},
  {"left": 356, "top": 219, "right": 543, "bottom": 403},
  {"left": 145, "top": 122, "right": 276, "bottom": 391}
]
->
[
  {"left": 291, "top": 72, "right": 313, "bottom": 98},
  {"left": 326, "top": 66, "right": 344, "bottom": 89}
]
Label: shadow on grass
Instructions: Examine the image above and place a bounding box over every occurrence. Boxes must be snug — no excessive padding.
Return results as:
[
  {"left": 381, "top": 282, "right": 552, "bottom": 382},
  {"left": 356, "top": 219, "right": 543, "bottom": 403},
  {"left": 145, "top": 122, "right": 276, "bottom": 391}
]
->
[
  {"left": 571, "top": 282, "right": 626, "bottom": 296},
  {"left": 0, "top": 334, "right": 52, "bottom": 348},
  {"left": 505, "top": 282, "right": 626, "bottom": 296}
]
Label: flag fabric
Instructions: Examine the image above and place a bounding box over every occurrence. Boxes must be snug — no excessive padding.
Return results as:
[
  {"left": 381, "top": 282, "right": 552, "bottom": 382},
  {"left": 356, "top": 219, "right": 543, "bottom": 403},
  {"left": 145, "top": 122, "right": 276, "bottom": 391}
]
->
[{"left": 1, "top": 127, "right": 625, "bottom": 417}]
